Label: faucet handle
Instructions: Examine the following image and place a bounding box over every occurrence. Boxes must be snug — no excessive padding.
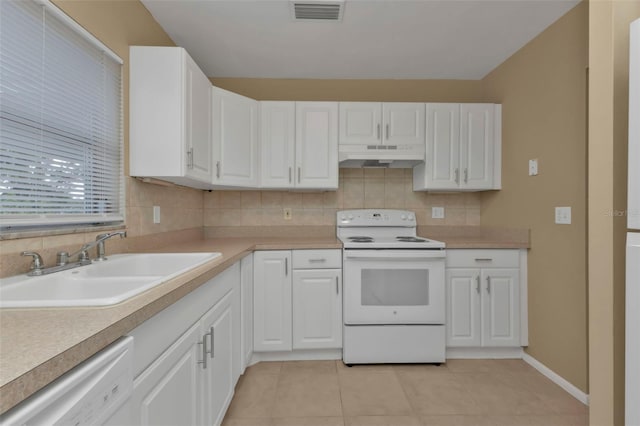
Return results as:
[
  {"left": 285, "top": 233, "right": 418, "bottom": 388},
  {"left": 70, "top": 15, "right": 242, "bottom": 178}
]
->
[{"left": 21, "top": 251, "right": 44, "bottom": 275}]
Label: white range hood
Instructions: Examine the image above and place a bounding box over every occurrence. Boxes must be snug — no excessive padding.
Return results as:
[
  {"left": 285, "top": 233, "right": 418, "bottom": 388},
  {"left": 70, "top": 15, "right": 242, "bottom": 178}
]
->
[{"left": 338, "top": 144, "right": 425, "bottom": 168}]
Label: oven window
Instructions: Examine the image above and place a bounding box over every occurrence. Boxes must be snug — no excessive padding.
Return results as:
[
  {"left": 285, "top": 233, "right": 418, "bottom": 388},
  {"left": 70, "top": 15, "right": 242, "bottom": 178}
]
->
[{"left": 361, "top": 269, "right": 429, "bottom": 306}]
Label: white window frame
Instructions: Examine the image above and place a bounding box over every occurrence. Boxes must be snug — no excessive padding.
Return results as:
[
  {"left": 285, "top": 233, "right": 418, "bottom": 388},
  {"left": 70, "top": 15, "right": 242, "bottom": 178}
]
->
[{"left": 0, "top": 0, "right": 124, "bottom": 231}]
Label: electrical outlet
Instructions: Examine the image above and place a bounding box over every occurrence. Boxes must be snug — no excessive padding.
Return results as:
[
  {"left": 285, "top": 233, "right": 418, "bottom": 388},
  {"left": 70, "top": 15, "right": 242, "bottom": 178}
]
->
[
  {"left": 153, "top": 206, "right": 161, "bottom": 224},
  {"left": 283, "top": 208, "right": 292, "bottom": 220},
  {"left": 432, "top": 207, "right": 445, "bottom": 219},
  {"left": 555, "top": 207, "right": 571, "bottom": 224},
  {"left": 529, "top": 159, "right": 539, "bottom": 176}
]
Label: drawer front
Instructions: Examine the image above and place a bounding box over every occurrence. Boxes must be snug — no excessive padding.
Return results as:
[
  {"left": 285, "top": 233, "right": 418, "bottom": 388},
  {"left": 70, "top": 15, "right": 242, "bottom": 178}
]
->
[
  {"left": 293, "top": 249, "right": 342, "bottom": 269},
  {"left": 446, "top": 249, "right": 520, "bottom": 268}
]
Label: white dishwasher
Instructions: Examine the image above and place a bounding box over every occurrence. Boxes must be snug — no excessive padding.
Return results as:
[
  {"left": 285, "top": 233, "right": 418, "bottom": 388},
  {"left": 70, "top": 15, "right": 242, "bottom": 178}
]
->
[{"left": 0, "top": 336, "right": 134, "bottom": 426}]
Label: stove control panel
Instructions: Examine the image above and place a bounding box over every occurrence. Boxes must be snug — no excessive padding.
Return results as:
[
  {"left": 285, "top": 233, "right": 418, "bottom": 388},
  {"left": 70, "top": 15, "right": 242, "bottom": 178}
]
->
[{"left": 337, "top": 210, "right": 416, "bottom": 227}]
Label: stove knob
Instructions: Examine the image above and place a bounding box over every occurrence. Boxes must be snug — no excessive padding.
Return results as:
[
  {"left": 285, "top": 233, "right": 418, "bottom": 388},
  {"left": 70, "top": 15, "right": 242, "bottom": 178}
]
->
[
  {"left": 401, "top": 214, "right": 407, "bottom": 220},
  {"left": 348, "top": 214, "right": 354, "bottom": 220},
  {"left": 408, "top": 215, "right": 415, "bottom": 221},
  {"left": 340, "top": 215, "right": 347, "bottom": 221}
]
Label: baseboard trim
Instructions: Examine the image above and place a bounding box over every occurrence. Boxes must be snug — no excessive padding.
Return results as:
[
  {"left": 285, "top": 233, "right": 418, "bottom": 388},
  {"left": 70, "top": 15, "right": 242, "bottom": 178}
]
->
[
  {"left": 522, "top": 353, "right": 589, "bottom": 406},
  {"left": 446, "top": 347, "right": 524, "bottom": 359},
  {"left": 251, "top": 349, "right": 343, "bottom": 363}
]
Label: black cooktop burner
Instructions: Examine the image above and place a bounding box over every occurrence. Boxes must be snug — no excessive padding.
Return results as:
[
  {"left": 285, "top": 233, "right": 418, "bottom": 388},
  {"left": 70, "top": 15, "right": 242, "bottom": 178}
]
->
[
  {"left": 348, "top": 236, "right": 374, "bottom": 243},
  {"left": 396, "top": 236, "right": 428, "bottom": 243}
]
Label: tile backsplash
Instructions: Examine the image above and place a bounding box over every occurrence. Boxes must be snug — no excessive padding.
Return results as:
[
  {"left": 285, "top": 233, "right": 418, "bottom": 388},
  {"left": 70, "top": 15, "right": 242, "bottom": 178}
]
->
[{"left": 204, "top": 169, "right": 481, "bottom": 228}]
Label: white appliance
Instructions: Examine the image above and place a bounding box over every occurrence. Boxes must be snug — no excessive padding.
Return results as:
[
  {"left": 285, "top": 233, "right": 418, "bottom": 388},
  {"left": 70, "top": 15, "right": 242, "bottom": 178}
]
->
[
  {"left": 626, "top": 17, "right": 640, "bottom": 426},
  {"left": 0, "top": 337, "right": 134, "bottom": 426},
  {"left": 338, "top": 143, "right": 425, "bottom": 168},
  {"left": 337, "top": 209, "right": 446, "bottom": 364}
]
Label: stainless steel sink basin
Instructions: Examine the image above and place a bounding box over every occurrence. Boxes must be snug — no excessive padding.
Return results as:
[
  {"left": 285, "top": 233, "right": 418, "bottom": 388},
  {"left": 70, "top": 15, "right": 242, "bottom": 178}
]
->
[{"left": 0, "top": 252, "right": 221, "bottom": 308}]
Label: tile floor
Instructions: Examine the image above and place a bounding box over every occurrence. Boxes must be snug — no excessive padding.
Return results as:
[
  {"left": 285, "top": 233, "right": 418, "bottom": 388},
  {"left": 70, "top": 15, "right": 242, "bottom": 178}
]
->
[{"left": 222, "top": 360, "right": 588, "bottom": 426}]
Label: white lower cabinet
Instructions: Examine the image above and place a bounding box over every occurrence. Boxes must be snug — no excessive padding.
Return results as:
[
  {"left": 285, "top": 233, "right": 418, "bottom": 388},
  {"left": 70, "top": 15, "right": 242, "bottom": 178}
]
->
[
  {"left": 240, "top": 254, "right": 254, "bottom": 372},
  {"left": 131, "top": 322, "right": 202, "bottom": 425},
  {"left": 292, "top": 269, "right": 342, "bottom": 349},
  {"left": 446, "top": 250, "right": 527, "bottom": 349},
  {"left": 253, "top": 251, "right": 292, "bottom": 352},
  {"left": 254, "top": 249, "right": 342, "bottom": 354},
  {"left": 129, "top": 262, "right": 245, "bottom": 426}
]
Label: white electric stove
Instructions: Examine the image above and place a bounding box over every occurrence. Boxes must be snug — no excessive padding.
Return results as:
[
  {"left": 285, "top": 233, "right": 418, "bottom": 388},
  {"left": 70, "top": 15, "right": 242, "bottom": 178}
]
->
[{"left": 337, "top": 210, "right": 446, "bottom": 365}]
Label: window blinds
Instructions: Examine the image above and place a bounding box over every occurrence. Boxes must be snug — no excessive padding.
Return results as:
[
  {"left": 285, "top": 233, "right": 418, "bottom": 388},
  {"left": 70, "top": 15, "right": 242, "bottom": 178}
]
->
[{"left": 0, "top": 0, "right": 124, "bottom": 228}]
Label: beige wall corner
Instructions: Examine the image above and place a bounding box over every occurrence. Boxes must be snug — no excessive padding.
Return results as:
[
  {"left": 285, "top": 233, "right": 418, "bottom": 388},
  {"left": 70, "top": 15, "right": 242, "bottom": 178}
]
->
[{"left": 480, "top": 2, "right": 589, "bottom": 394}]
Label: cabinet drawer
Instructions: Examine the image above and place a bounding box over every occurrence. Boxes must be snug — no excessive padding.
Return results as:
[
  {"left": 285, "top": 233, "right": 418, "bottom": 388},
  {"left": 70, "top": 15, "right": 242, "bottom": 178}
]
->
[
  {"left": 446, "top": 249, "right": 520, "bottom": 268},
  {"left": 293, "top": 249, "right": 341, "bottom": 269}
]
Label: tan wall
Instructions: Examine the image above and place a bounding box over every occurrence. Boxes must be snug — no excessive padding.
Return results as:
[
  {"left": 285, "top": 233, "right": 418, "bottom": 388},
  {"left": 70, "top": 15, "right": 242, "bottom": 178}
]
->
[
  {"left": 0, "top": 1, "right": 204, "bottom": 278},
  {"left": 480, "top": 3, "right": 589, "bottom": 392},
  {"left": 588, "top": 1, "right": 640, "bottom": 424},
  {"left": 204, "top": 170, "right": 481, "bottom": 229}
]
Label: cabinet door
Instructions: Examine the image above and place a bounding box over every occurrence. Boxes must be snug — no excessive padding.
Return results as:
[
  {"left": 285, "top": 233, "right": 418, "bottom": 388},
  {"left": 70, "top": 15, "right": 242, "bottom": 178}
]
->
[
  {"left": 339, "top": 102, "right": 382, "bottom": 145},
  {"left": 184, "top": 55, "right": 212, "bottom": 182},
  {"left": 131, "top": 322, "right": 202, "bottom": 426},
  {"left": 212, "top": 87, "right": 259, "bottom": 187},
  {"left": 292, "top": 269, "right": 342, "bottom": 349},
  {"left": 424, "top": 103, "right": 460, "bottom": 190},
  {"left": 460, "top": 104, "right": 494, "bottom": 190},
  {"left": 253, "top": 251, "right": 292, "bottom": 351},
  {"left": 260, "top": 101, "right": 295, "bottom": 188},
  {"left": 481, "top": 269, "right": 520, "bottom": 347},
  {"left": 201, "top": 291, "right": 234, "bottom": 426},
  {"left": 446, "top": 268, "right": 481, "bottom": 347},
  {"left": 296, "top": 102, "right": 339, "bottom": 189},
  {"left": 240, "top": 254, "right": 254, "bottom": 372},
  {"left": 383, "top": 103, "right": 425, "bottom": 146}
]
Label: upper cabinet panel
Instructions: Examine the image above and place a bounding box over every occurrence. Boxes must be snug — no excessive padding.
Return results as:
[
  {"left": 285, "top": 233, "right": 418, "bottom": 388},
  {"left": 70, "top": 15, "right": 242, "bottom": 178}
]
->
[
  {"left": 339, "top": 103, "right": 382, "bottom": 146},
  {"left": 259, "top": 101, "right": 296, "bottom": 188},
  {"left": 129, "top": 46, "right": 213, "bottom": 189},
  {"left": 414, "top": 103, "right": 501, "bottom": 192},
  {"left": 212, "top": 87, "right": 259, "bottom": 187},
  {"left": 383, "top": 103, "right": 425, "bottom": 146}
]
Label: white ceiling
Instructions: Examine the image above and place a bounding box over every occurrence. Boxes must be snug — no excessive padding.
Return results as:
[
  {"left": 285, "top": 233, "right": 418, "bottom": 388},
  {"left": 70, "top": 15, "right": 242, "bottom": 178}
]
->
[{"left": 140, "top": 0, "right": 580, "bottom": 80}]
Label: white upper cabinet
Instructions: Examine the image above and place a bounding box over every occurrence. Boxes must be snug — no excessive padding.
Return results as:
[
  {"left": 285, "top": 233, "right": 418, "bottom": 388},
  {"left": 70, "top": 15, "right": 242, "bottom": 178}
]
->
[
  {"left": 260, "top": 101, "right": 338, "bottom": 189},
  {"left": 339, "top": 102, "right": 425, "bottom": 146},
  {"left": 414, "top": 103, "right": 501, "bottom": 192},
  {"left": 129, "top": 46, "right": 213, "bottom": 189},
  {"left": 260, "top": 101, "right": 296, "bottom": 188},
  {"left": 212, "top": 87, "right": 259, "bottom": 187},
  {"left": 295, "top": 102, "right": 339, "bottom": 189}
]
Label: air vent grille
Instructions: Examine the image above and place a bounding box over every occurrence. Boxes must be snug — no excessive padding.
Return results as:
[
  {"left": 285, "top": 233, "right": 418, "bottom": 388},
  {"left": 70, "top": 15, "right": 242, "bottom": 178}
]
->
[{"left": 291, "top": 1, "right": 344, "bottom": 21}]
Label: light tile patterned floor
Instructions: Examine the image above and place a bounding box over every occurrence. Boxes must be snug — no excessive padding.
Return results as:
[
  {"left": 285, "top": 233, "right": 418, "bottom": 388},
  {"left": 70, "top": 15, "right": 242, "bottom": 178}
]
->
[{"left": 222, "top": 360, "right": 588, "bottom": 426}]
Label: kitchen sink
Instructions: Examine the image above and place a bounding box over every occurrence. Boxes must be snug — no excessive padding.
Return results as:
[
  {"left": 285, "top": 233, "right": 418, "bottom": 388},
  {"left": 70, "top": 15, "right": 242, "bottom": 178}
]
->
[{"left": 0, "top": 252, "right": 221, "bottom": 308}]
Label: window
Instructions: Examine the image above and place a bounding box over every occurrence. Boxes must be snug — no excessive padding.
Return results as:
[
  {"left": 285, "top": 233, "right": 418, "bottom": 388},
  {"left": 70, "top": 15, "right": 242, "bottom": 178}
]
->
[{"left": 0, "top": 0, "right": 123, "bottom": 230}]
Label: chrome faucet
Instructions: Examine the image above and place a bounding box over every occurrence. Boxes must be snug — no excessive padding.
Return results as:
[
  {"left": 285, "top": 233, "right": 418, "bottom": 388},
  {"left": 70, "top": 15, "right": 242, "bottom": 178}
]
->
[{"left": 58, "top": 231, "right": 127, "bottom": 265}]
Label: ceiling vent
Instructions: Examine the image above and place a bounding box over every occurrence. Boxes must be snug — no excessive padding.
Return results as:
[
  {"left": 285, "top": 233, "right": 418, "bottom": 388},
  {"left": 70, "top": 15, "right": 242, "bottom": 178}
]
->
[{"left": 290, "top": 1, "right": 345, "bottom": 22}]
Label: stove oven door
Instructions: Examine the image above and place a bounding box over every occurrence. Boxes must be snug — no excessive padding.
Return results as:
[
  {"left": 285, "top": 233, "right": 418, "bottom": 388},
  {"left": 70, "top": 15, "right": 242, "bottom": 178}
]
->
[{"left": 343, "top": 249, "right": 445, "bottom": 325}]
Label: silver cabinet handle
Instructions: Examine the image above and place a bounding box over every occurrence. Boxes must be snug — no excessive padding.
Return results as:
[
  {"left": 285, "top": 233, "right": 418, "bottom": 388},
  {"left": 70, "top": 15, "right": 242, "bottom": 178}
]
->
[
  {"left": 377, "top": 124, "right": 381, "bottom": 140},
  {"left": 474, "top": 258, "right": 493, "bottom": 262},
  {"left": 285, "top": 257, "right": 288, "bottom": 276},
  {"left": 308, "top": 258, "right": 326, "bottom": 263},
  {"left": 209, "top": 326, "right": 214, "bottom": 359},
  {"left": 476, "top": 275, "right": 480, "bottom": 294},
  {"left": 216, "top": 161, "right": 220, "bottom": 178},
  {"left": 198, "top": 334, "right": 208, "bottom": 369},
  {"left": 385, "top": 124, "right": 389, "bottom": 140},
  {"left": 336, "top": 276, "right": 339, "bottom": 294},
  {"left": 454, "top": 168, "right": 459, "bottom": 184},
  {"left": 486, "top": 276, "right": 491, "bottom": 293},
  {"left": 187, "top": 148, "right": 194, "bottom": 169},
  {"left": 464, "top": 168, "right": 468, "bottom": 184},
  {"left": 298, "top": 167, "right": 301, "bottom": 183},
  {"left": 289, "top": 167, "right": 292, "bottom": 183}
]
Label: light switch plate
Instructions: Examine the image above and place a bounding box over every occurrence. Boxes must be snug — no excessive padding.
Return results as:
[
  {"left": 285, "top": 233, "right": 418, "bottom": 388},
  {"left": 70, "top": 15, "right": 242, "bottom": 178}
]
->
[
  {"left": 555, "top": 207, "right": 571, "bottom": 224},
  {"left": 432, "top": 207, "right": 445, "bottom": 219},
  {"left": 153, "top": 206, "right": 161, "bottom": 224},
  {"left": 529, "top": 159, "right": 539, "bottom": 176}
]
